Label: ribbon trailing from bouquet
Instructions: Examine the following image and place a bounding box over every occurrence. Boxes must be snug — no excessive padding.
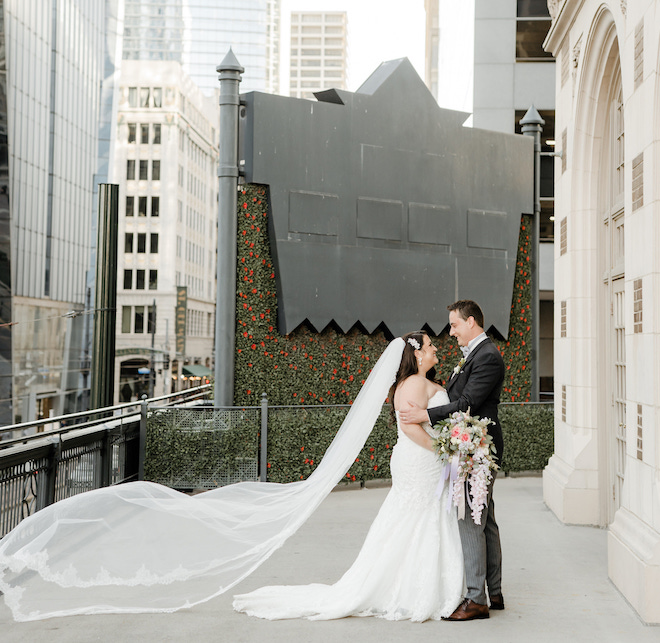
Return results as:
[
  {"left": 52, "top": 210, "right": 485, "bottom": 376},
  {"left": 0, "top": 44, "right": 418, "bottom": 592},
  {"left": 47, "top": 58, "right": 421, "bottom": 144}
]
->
[{"left": 436, "top": 454, "right": 465, "bottom": 520}]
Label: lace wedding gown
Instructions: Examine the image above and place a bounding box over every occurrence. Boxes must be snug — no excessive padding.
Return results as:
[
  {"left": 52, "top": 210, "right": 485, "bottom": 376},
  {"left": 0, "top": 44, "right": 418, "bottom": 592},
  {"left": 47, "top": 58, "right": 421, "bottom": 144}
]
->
[{"left": 233, "top": 390, "right": 464, "bottom": 622}]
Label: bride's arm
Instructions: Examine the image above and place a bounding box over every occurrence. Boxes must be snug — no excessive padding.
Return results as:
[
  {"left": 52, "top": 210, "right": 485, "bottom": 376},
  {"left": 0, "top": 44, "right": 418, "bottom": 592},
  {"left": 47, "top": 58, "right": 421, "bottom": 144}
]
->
[{"left": 395, "top": 379, "right": 435, "bottom": 452}]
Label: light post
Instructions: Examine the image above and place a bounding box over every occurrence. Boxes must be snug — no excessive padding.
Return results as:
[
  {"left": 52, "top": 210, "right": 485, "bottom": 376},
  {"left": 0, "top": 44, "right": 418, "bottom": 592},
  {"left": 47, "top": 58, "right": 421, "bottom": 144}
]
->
[
  {"left": 214, "top": 49, "right": 244, "bottom": 407},
  {"left": 520, "top": 105, "right": 545, "bottom": 403}
]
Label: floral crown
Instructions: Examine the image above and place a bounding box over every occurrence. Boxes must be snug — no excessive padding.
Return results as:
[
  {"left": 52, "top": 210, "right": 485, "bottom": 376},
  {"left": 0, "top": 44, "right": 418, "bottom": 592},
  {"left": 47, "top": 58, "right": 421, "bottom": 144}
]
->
[{"left": 407, "top": 337, "right": 421, "bottom": 350}]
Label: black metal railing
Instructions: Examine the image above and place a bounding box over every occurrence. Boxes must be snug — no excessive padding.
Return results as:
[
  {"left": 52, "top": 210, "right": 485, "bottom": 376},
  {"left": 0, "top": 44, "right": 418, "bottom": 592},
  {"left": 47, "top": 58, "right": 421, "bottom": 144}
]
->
[
  {"left": 1, "top": 391, "right": 554, "bottom": 536},
  {"left": 0, "top": 386, "right": 211, "bottom": 537}
]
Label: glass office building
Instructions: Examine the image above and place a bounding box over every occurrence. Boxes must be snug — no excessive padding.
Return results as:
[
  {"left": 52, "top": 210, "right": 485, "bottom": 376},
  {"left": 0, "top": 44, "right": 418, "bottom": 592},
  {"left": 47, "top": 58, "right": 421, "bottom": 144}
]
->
[
  {"left": 0, "top": 0, "right": 109, "bottom": 425},
  {"left": 123, "top": 0, "right": 281, "bottom": 95}
]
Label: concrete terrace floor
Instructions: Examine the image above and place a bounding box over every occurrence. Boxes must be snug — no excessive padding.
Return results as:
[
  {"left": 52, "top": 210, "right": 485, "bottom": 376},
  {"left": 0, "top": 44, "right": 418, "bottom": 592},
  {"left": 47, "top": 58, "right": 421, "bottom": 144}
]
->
[{"left": 1, "top": 476, "right": 658, "bottom": 643}]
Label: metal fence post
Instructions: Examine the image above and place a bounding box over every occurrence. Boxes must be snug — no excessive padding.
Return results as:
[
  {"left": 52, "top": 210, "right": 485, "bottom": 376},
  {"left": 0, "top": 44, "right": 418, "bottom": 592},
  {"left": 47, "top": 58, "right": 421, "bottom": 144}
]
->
[
  {"left": 139, "top": 394, "right": 148, "bottom": 481},
  {"left": 100, "top": 429, "right": 112, "bottom": 488},
  {"left": 260, "top": 392, "right": 268, "bottom": 482},
  {"left": 43, "top": 436, "right": 61, "bottom": 509}
]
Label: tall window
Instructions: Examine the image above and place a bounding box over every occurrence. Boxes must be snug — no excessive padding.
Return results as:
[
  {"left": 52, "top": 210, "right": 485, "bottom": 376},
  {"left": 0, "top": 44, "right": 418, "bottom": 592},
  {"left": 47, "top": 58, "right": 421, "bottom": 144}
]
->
[
  {"left": 153, "top": 87, "right": 162, "bottom": 108},
  {"left": 140, "top": 124, "right": 149, "bottom": 144},
  {"left": 137, "top": 233, "right": 146, "bottom": 253},
  {"left": 123, "top": 270, "right": 132, "bottom": 289},
  {"left": 139, "top": 87, "right": 149, "bottom": 107},
  {"left": 149, "top": 270, "right": 158, "bottom": 290},
  {"left": 122, "top": 306, "right": 131, "bottom": 332},
  {"left": 128, "top": 123, "right": 136, "bottom": 143},
  {"left": 150, "top": 233, "right": 159, "bottom": 253},
  {"left": 134, "top": 306, "right": 145, "bottom": 333},
  {"left": 136, "top": 270, "right": 146, "bottom": 290},
  {"left": 138, "top": 196, "right": 147, "bottom": 216},
  {"left": 124, "top": 233, "right": 134, "bottom": 253},
  {"left": 147, "top": 305, "right": 156, "bottom": 334},
  {"left": 128, "top": 87, "right": 137, "bottom": 107},
  {"left": 127, "top": 160, "right": 135, "bottom": 180},
  {"left": 152, "top": 160, "right": 160, "bottom": 181},
  {"left": 139, "top": 160, "right": 148, "bottom": 180},
  {"left": 516, "top": 1, "right": 553, "bottom": 60},
  {"left": 126, "top": 196, "right": 135, "bottom": 216},
  {"left": 151, "top": 196, "right": 160, "bottom": 217},
  {"left": 153, "top": 124, "right": 161, "bottom": 144}
]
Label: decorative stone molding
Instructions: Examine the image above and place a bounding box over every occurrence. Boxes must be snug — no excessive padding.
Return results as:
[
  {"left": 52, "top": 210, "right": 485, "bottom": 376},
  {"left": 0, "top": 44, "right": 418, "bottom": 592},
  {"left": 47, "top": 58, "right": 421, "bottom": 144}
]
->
[
  {"left": 572, "top": 35, "right": 583, "bottom": 81},
  {"left": 548, "top": 0, "right": 564, "bottom": 21},
  {"left": 620, "top": 0, "right": 627, "bottom": 17},
  {"left": 572, "top": 38, "right": 582, "bottom": 67}
]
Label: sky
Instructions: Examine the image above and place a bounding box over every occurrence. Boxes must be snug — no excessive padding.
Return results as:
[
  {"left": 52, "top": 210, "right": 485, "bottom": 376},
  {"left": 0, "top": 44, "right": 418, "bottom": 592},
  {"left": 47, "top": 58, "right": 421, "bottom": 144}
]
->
[{"left": 280, "top": 0, "right": 474, "bottom": 113}]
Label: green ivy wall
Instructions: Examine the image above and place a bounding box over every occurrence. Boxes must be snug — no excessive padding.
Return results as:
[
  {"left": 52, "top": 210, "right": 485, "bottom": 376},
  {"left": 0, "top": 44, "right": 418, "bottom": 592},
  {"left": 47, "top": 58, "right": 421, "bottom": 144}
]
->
[
  {"left": 226, "top": 184, "right": 546, "bottom": 483},
  {"left": 234, "top": 183, "right": 533, "bottom": 407}
]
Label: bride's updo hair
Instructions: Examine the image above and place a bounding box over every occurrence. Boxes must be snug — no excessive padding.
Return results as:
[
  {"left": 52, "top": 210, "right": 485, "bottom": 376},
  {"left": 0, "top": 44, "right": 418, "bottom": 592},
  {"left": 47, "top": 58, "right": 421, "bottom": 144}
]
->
[{"left": 388, "top": 331, "right": 435, "bottom": 421}]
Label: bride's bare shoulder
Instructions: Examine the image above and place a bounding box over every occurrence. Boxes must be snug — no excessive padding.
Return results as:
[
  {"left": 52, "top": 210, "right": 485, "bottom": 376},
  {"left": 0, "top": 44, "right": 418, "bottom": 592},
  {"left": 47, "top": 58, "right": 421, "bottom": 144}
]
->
[
  {"left": 397, "top": 375, "right": 427, "bottom": 393},
  {"left": 393, "top": 375, "right": 427, "bottom": 408}
]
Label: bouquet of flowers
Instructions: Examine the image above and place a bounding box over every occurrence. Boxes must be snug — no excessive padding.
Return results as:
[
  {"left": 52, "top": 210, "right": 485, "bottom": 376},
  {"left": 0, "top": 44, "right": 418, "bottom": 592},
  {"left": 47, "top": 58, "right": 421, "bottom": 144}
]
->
[{"left": 431, "top": 409, "right": 499, "bottom": 525}]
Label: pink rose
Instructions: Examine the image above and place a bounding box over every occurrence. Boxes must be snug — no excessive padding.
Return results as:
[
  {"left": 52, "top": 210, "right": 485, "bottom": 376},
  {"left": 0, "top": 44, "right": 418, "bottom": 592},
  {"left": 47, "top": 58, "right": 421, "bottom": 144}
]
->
[
  {"left": 461, "top": 433, "right": 470, "bottom": 442},
  {"left": 451, "top": 428, "right": 460, "bottom": 438}
]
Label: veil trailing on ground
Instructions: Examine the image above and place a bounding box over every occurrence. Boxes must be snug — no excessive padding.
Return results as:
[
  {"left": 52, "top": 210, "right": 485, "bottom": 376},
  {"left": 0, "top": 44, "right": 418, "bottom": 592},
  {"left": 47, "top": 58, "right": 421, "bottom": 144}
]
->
[{"left": 0, "top": 338, "right": 405, "bottom": 621}]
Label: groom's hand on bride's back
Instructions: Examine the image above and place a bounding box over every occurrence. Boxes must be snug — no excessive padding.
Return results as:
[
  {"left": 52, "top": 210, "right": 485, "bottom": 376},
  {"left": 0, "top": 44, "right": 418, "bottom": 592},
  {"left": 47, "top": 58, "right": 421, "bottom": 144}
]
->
[{"left": 399, "top": 401, "right": 430, "bottom": 425}]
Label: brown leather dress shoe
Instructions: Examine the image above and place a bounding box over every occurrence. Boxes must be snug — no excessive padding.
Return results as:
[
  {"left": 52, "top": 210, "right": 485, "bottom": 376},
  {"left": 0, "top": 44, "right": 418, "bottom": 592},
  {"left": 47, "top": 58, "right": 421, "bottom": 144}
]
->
[
  {"left": 442, "top": 598, "right": 489, "bottom": 621},
  {"left": 489, "top": 594, "right": 505, "bottom": 610}
]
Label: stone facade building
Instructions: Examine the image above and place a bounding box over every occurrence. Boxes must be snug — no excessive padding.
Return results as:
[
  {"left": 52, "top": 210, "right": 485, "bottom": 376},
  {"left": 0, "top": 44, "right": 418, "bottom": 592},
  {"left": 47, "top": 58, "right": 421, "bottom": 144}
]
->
[{"left": 543, "top": 0, "right": 660, "bottom": 623}]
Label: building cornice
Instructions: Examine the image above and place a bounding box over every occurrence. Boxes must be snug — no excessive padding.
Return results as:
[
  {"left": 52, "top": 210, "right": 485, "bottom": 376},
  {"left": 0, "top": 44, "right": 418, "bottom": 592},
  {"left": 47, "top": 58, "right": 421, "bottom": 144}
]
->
[{"left": 545, "top": 0, "right": 586, "bottom": 54}]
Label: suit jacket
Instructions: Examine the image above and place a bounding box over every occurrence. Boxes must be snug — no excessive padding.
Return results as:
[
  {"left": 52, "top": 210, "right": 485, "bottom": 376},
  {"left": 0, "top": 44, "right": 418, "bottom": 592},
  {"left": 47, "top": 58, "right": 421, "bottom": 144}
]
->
[{"left": 428, "top": 338, "right": 505, "bottom": 465}]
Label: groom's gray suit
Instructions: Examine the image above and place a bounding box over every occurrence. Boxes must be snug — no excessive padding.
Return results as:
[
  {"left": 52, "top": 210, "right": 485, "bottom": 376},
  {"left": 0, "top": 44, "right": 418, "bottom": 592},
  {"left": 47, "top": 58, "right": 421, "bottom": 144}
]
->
[{"left": 428, "top": 338, "right": 505, "bottom": 606}]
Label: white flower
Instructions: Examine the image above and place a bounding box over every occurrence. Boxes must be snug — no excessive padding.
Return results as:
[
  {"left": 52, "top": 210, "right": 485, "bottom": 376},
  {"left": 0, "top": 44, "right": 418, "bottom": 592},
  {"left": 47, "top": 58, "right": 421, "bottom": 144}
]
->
[
  {"left": 452, "top": 357, "right": 466, "bottom": 376},
  {"left": 430, "top": 409, "right": 498, "bottom": 525},
  {"left": 407, "top": 337, "right": 420, "bottom": 350}
]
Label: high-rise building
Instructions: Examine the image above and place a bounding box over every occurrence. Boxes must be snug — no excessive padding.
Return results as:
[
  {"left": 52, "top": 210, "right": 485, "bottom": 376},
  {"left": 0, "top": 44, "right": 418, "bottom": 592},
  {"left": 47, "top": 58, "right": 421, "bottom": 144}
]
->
[
  {"left": 116, "top": 0, "right": 283, "bottom": 399},
  {"left": 0, "top": 0, "right": 113, "bottom": 426},
  {"left": 425, "top": 0, "right": 556, "bottom": 399},
  {"left": 472, "top": 0, "right": 556, "bottom": 398},
  {"left": 122, "top": 0, "right": 281, "bottom": 95},
  {"left": 114, "top": 62, "right": 218, "bottom": 400},
  {"left": 289, "top": 11, "right": 348, "bottom": 100}
]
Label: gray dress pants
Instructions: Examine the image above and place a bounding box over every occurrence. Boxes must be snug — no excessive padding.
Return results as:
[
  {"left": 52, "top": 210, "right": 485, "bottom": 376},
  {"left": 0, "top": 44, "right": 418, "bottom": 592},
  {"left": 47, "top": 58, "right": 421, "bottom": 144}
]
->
[{"left": 457, "top": 471, "right": 502, "bottom": 605}]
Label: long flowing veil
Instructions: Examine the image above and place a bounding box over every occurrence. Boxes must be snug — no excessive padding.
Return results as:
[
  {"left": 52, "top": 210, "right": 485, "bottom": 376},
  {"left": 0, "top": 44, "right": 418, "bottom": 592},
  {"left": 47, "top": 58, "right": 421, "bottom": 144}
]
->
[{"left": 0, "top": 338, "right": 405, "bottom": 621}]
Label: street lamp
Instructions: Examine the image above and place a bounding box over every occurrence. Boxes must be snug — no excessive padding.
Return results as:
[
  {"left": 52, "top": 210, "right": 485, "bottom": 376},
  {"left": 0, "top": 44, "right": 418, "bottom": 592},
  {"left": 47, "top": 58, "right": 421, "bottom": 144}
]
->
[{"left": 520, "top": 105, "right": 545, "bottom": 403}]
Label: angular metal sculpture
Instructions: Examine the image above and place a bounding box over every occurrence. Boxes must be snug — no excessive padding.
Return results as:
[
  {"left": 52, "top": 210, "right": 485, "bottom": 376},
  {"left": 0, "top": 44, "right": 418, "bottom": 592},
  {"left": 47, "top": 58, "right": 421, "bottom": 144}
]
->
[{"left": 240, "top": 58, "right": 533, "bottom": 338}]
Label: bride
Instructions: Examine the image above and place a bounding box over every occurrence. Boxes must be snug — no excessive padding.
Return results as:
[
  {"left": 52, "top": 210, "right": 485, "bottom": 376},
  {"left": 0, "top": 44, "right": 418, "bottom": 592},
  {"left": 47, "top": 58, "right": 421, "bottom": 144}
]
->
[
  {"left": 0, "top": 333, "right": 462, "bottom": 622},
  {"left": 233, "top": 331, "right": 464, "bottom": 621}
]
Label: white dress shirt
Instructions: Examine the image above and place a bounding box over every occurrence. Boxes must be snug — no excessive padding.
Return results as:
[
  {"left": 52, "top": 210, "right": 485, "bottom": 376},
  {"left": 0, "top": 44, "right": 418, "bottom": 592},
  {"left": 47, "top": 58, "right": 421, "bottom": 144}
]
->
[{"left": 461, "top": 331, "right": 487, "bottom": 358}]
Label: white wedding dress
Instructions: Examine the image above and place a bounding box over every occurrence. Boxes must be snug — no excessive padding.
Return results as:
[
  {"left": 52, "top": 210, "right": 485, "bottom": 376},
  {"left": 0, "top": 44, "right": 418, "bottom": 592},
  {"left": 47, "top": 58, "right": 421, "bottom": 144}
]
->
[
  {"left": 0, "top": 339, "right": 462, "bottom": 623},
  {"left": 233, "top": 390, "right": 464, "bottom": 622}
]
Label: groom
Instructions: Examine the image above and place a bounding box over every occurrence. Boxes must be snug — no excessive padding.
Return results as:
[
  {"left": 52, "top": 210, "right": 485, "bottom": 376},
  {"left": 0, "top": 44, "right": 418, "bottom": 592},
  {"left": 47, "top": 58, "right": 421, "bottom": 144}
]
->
[{"left": 400, "top": 299, "right": 505, "bottom": 621}]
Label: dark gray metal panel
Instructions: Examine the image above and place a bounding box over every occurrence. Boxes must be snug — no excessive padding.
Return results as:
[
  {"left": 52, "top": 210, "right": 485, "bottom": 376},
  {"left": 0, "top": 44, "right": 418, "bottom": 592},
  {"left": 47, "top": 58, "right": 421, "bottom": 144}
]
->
[
  {"left": 467, "top": 209, "right": 509, "bottom": 250},
  {"left": 408, "top": 203, "right": 452, "bottom": 248},
  {"left": 356, "top": 198, "right": 404, "bottom": 241},
  {"left": 241, "top": 58, "right": 533, "bottom": 338},
  {"left": 289, "top": 191, "right": 339, "bottom": 236}
]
